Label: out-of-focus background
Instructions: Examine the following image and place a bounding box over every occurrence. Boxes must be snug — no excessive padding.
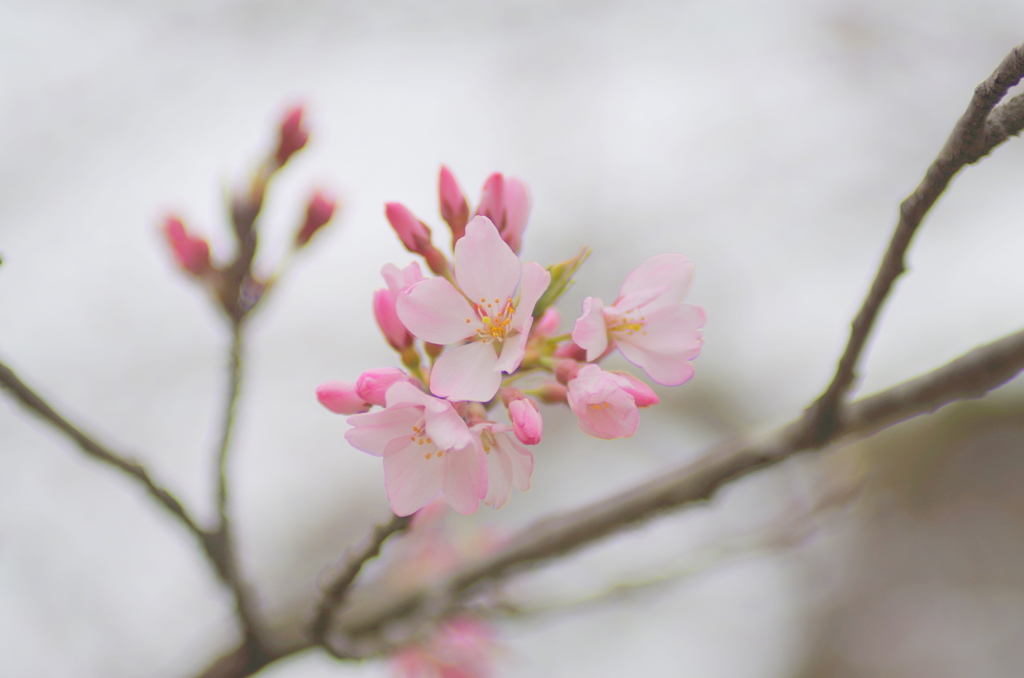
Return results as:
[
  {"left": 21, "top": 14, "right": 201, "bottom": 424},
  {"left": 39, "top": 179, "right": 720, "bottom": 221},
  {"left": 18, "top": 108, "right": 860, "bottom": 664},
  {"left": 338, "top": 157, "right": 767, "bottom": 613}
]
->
[{"left": 3, "top": 1, "right": 1024, "bottom": 676}]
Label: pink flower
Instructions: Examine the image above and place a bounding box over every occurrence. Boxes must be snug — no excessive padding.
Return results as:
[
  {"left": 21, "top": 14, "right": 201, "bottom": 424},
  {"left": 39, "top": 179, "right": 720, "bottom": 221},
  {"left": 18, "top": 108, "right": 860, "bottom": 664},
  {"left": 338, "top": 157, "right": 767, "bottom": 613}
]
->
[
  {"left": 392, "top": 617, "right": 496, "bottom": 678},
  {"left": 396, "top": 217, "right": 550, "bottom": 402},
  {"left": 346, "top": 382, "right": 486, "bottom": 516},
  {"left": 295, "top": 189, "right": 337, "bottom": 246},
  {"left": 439, "top": 165, "right": 471, "bottom": 244},
  {"left": 475, "top": 173, "right": 531, "bottom": 254},
  {"left": 566, "top": 364, "right": 658, "bottom": 440},
  {"left": 162, "top": 216, "right": 211, "bottom": 276},
  {"left": 571, "top": 253, "right": 706, "bottom": 386},
  {"left": 469, "top": 422, "right": 533, "bottom": 509},
  {"left": 316, "top": 381, "right": 371, "bottom": 415},
  {"left": 375, "top": 262, "right": 424, "bottom": 351},
  {"left": 500, "top": 389, "right": 543, "bottom": 445},
  {"left": 274, "top": 105, "right": 309, "bottom": 167},
  {"left": 356, "top": 367, "right": 412, "bottom": 407}
]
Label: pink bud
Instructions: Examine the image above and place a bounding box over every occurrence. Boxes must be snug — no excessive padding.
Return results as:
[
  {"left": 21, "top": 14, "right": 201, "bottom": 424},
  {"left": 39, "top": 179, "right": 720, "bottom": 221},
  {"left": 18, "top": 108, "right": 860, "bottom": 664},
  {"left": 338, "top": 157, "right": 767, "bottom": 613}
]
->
[
  {"left": 274, "top": 105, "right": 310, "bottom": 167},
  {"left": 356, "top": 368, "right": 410, "bottom": 407},
  {"left": 438, "top": 165, "right": 470, "bottom": 243},
  {"left": 316, "top": 381, "right": 371, "bottom": 415},
  {"left": 566, "top": 365, "right": 641, "bottom": 440},
  {"left": 374, "top": 288, "right": 414, "bottom": 351},
  {"left": 533, "top": 307, "right": 561, "bottom": 337},
  {"left": 536, "top": 382, "right": 569, "bottom": 405},
  {"left": 555, "top": 359, "right": 581, "bottom": 385},
  {"left": 475, "top": 173, "right": 505, "bottom": 228},
  {"left": 501, "top": 177, "right": 531, "bottom": 253},
  {"left": 162, "top": 216, "right": 211, "bottom": 276},
  {"left": 508, "top": 398, "right": 543, "bottom": 445},
  {"left": 295, "top": 190, "right": 337, "bottom": 247},
  {"left": 553, "top": 341, "right": 588, "bottom": 362},
  {"left": 612, "top": 371, "right": 660, "bottom": 407},
  {"left": 385, "top": 202, "right": 433, "bottom": 253}
]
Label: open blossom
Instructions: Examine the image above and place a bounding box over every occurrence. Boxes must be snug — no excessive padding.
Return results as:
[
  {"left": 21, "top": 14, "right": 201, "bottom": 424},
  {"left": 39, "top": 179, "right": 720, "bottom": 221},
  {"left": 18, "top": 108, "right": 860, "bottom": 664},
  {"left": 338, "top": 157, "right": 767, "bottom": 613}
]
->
[
  {"left": 470, "top": 422, "right": 534, "bottom": 509},
  {"left": 345, "top": 382, "right": 486, "bottom": 516},
  {"left": 397, "top": 217, "right": 551, "bottom": 402},
  {"left": 566, "top": 364, "right": 659, "bottom": 440},
  {"left": 571, "top": 253, "right": 706, "bottom": 386}
]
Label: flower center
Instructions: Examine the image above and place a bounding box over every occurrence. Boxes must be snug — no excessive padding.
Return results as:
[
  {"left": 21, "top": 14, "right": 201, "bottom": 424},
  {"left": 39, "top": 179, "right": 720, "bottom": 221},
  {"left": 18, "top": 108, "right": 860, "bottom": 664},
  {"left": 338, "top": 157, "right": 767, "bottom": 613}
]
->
[
  {"left": 409, "top": 419, "right": 442, "bottom": 460},
  {"left": 473, "top": 296, "right": 516, "bottom": 343},
  {"left": 607, "top": 310, "right": 646, "bottom": 337}
]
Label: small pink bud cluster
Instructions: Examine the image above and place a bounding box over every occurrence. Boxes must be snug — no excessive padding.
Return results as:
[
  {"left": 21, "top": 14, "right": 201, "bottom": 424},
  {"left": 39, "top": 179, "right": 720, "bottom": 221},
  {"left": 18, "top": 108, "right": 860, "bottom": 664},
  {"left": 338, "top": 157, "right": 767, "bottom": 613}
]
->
[
  {"left": 318, "top": 167, "right": 705, "bottom": 517},
  {"left": 161, "top": 104, "right": 339, "bottom": 321}
]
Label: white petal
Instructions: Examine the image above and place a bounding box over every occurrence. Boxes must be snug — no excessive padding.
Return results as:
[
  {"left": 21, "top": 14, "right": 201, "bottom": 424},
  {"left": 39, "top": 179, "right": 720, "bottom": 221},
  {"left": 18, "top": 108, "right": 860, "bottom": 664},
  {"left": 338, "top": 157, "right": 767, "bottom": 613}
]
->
[{"left": 397, "top": 277, "right": 478, "bottom": 345}]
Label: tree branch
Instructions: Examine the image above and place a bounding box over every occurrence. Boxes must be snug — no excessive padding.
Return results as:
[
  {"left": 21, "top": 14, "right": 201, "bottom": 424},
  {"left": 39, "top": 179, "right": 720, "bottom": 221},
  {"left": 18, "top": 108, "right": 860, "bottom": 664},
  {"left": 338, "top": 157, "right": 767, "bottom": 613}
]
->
[
  {"left": 309, "top": 513, "right": 413, "bottom": 647},
  {"left": 333, "top": 326, "right": 1024, "bottom": 645},
  {"left": 804, "top": 42, "right": 1024, "bottom": 444},
  {"left": 0, "top": 358, "right": 206, "bottom": 544}
]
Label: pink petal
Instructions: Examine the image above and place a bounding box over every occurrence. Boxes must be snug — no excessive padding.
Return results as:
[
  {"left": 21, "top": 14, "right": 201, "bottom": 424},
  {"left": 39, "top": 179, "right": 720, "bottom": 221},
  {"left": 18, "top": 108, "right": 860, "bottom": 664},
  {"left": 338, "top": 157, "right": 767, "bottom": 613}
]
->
[
  {"left": 345, "top": 403, "right": 422, "bottom": 456},
  {"left": 534, "top": 306, "right": 561, "bottom": 336},
  {"left": 618, "top": 303, "right": 706, "bottom": 355},
  {"left": 611, "top": 371, "right": 660, "bottom": 407},
  {"left": 475, "top": 173, "right": 505, "bottom": 227},
  {"left": 453, "top": 216, "right": 522, "bottom": 307},
  {"left": 571, "top": 297, "right": 608, "bottom": 361},
  {"left": 356, "top": 368, "right": 409, "bottom": 407},
  {"left": 429, "top": 341, "right": 502, "bottom": 402},
  {"left": 443, "top": 444, "right": 487, "bottom": 514},
  {"left": 616, "top": 342, "right": 698, "bottom": 386},
  {"left": 373, "top": 288, "right": 413, "bottom": 350},
  {"left": 316, "top": 381, "right": 371, "bottom": 415},
  {"left": 423, "top": 401, "right": 475, "bottom": 452},
  {"left": 619, "top": 253, "right": 694, "bottom": 306},
  {"left": 397, "top": 277, "right": 479, "bottom": 345},
  {"left": 501, "top": 178, "right": 531, "bottom": 253},
  {"left": 511, "top": 262, "right": 551, "bottom": 333},
  {"left": 483, "top": 441, "right": 514, "bottom": 508},
  {"left": 382, "top": 261, "right": 425, "bottom": 294},
  {"left": 567, "top": 365, "right": 641, "bottom": 439},
  {"left": 383, "top": 436, "right": 445, "bottom": 516},
  {"left": 494, "top": 321, "right": 530, "bottom": 374},
  {"left": 495, "top": 432, "right": 534, "bottom": 491}
]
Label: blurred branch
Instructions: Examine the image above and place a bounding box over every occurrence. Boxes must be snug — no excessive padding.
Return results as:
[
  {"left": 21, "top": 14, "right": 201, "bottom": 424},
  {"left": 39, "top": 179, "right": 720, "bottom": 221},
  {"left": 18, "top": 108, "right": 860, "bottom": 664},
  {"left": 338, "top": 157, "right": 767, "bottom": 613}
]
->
[
  {"left": 0, "top": 358, "right": 204, "bottom": 538},
  {"left": 309, "top": 513, "right": 413, "bottom": 648},
  {"left": 804, "top": 42, "right": 1024, "bottom": 445},
  {"left": 334, "top": 326, "right": 1024, "bottom": 647}
]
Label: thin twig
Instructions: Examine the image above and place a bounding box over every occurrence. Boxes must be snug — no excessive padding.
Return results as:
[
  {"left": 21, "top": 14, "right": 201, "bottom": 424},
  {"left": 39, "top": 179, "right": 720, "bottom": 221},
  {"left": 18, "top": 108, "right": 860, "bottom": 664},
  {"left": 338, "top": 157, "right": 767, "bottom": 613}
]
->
[
  {"left": 0, "top": 358, "right": 206, "bottom": 542},
  {"left": 804, "top": 42, "right": 1024, "bottom": 444},
  {"left": 309, "top": 513, "right": 413, "bottom": 645},
  {"left": 216, "top": 323, "right": 244, "bottom": 530},
  {"left": 334, "top": 326, "right": 1024, "bottom": 644}
]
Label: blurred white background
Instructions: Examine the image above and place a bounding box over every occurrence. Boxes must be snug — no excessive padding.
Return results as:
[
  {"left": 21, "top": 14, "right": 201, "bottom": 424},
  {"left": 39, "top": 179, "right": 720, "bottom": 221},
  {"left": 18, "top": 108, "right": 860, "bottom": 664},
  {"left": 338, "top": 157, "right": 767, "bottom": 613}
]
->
[{"left": 3, "top": 1, "right": 1024, "bottom": 676}]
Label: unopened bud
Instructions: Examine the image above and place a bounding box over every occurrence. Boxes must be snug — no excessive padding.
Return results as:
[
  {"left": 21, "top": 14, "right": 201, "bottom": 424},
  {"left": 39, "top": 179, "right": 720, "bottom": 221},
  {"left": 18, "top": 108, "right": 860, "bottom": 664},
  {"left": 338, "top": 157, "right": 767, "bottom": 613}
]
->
[
  {"left": 501, "top": 177, "right": 531, "bottom": 254},
  {"left": 424, "top": 342, "right": 444, "bottom": 359},
  {"left": 295, "top": 190, "right": 337, "bottom": 247},
  {"left": 555, "top": 359, "right": 581, "bottom": 385},
  {"left": 536, "top": 382, "right": 569, "bottom": 405},
  {"left": 385, "top": 202, "right": 432, "bottom": 252},
  {"left": 508, "top": 397, "right": 543, "bottom": 445},
  {"left": 475, "top": 173, "right": 505, "bottom": 229},
  {"left": 162, "top": 216, "right": 211, "bottom": 276},
  {"left": 373, "top": 288, "right": 414, "bottom": 351},
  {"left": 356, "top": 368, "right": 410, "bottom": 407},
  {"left": 439, "top": 165, "right": 470, "bottom": 244},
  {"left": 552, "top": 341, "right": 587, "bottom": 361},
  {"left": 274, "top": 105, "right": 310, "bottom": 167},
  {"left": 613, "top": 371, "right": 659, "bottom": 407},
  {"left": 316, "top": 381, "right": 371, "bottom": 415}
]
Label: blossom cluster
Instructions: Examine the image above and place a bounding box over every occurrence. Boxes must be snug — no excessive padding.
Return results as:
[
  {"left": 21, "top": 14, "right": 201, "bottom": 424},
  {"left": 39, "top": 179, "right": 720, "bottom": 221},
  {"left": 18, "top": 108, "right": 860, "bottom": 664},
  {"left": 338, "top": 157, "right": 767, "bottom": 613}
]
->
[{"left": 318, "top": 167, "right": 705, "bottom": 517}]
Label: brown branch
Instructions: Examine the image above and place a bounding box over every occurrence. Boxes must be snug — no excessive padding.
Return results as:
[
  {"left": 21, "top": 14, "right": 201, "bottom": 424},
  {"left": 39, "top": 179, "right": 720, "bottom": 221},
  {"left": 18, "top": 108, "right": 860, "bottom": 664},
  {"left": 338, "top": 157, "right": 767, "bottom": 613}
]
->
[
  {"left": 804, "top": 42, "right": 1024, "bottom": 444},
  {"left": 333, "top": 326, "right": 1024, "bottom": 645},
  {"left": 309, "top": 513, "right": 414, "bottom": 646},
  {"left": 0, "top": 358, "right": 206, "bottom": 543}
]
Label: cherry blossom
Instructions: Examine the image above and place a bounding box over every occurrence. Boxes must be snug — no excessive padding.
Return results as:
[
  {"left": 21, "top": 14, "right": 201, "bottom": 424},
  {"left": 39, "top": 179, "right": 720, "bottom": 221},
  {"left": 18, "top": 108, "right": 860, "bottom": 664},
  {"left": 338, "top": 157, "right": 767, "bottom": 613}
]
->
[
  {"left": 566, "top": 364, "right": 659, "bottom": 440},
  {"left": 374, "top": 262, "right": 424, "bottom": 352},
  {"left": 396, "top": 216, "right": 550, "bottom": 402},
  {"left": 571, "top": 253, "right": 706, "bottom": 386},
  {"left": 316, "top": 381, "right": 371, "bottom": 415},
  {"left": 345, "top": 382, "right": 486, "bottom": 516},
  {"left": 470, "top": 422, "right": 534, "bottom": 509}
]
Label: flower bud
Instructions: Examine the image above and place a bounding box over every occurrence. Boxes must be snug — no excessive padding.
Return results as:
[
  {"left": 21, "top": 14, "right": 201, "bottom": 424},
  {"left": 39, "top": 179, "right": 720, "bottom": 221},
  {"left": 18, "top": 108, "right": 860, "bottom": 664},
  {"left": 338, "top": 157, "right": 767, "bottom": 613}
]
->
[
  {"left": 553, "top": 341, "right": 587, "bottom": 362},
  {"left": 274, "top": 105, "right": 309, "bottom": 167},
  {"left": 438, "top": 165, "right": 470, "bottom": 244},
  {"left": 501, "top": 177, "right": 531, "bottom": 254},
  {"left": 374, "top": 288, "right": 414, "bottom": 351},
  {"left": 475, "top": 173, "right": 505, "bottom": 228},
  {"left": 316, "top": 381, "right": 371, "bottom": 414},
  {"left": 533, "top": 307, "right": 561, "bottom": 337},
  {"left": 566, "top": 364, "right": 640, "bottom": 440},
  {"left": 295, "top": 190, "right": 337, "bottom": 247},
  {"left": 555, "top": 359, "right": 581, "bottom": 385},
  {"left": 535, "top": 382, "right": 568, "bottom": 405},
  {"left": 508, "top": 397, "right": 542, "bottom": 445},
  {"left": 162, "top": 216, "right": 211, "bottom": 276},
  {"left": 612, "top": 371, "right": 660, "bottom": 407},
  {"left": 385, "top": 202, "right": 432, "bottom": 253},
  {"left": 356, "top": 368, "right": 410, "bottom": 407}
]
